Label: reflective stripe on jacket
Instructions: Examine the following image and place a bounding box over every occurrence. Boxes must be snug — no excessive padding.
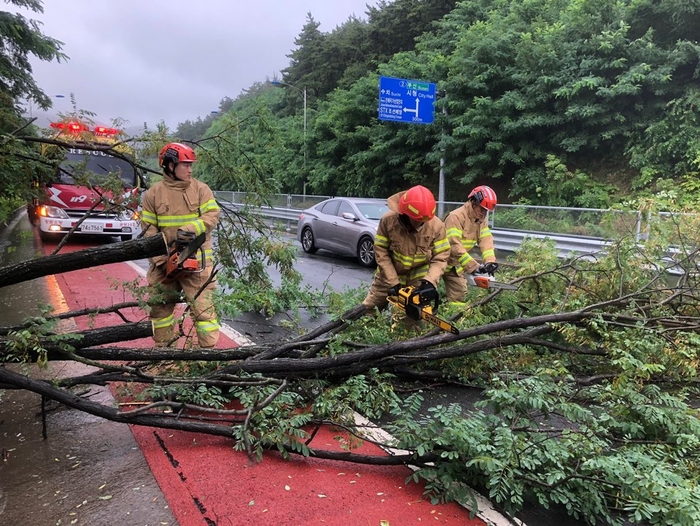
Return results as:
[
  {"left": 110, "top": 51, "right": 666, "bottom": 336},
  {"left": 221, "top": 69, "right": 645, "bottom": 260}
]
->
[
  {"left": 141, "top": 176, "right": 220, "bottom": 268},
  {"left": 444, "top": 203, "right": 496, "bottom": 275},
  {"left": 373, "top": 211, "right": 449, "bottom": 287}
]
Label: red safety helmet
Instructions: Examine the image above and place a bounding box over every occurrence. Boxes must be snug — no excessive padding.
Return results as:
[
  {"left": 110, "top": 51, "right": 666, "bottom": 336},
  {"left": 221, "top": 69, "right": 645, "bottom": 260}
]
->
[
  {"left": 158, "top": 142, "right": 197, "bottom": 168},
  {"left": 468, "top": 185, "right": 497, "bottom": 211},
  {"left": 398, "top": 185, "right": 436, "bottom": 222}
]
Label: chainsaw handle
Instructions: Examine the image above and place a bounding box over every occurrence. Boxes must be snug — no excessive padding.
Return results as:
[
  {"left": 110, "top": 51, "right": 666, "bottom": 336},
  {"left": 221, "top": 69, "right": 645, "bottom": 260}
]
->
[{"left": 408, "top": 283, "right": 441, "bottom": 314}]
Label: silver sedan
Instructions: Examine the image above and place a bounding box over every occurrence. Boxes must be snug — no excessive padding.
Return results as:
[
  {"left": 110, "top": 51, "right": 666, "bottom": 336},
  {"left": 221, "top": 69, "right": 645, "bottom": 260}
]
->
[{"left": 297, "top": 197, "right": 389, "bottom": 267}]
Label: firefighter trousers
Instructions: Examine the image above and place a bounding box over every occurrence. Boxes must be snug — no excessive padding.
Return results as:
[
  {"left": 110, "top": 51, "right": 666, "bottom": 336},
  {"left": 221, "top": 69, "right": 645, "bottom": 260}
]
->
[
  {"left": 362, "top": 275, "right": 427, "bottom": 331},
  {"left": 146, "top": 264, "right": 220, "bottom": 348},
  {"left": 442, "top": 267, "right": 467, "bottom": 302}
]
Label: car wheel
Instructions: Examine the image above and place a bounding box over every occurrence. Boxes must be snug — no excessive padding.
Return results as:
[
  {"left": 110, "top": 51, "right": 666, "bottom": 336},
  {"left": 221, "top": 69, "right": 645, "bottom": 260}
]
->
[
  {"left": 120, "top": 234, "right": 133, "bottom": 242},
  {"left": 27, "top": 208, "right": 39, "bottom": 227},
  {"left": 300, "top": 227, "right": 318, "bottom": 254},
  {"left": 357, "top": 236, "right": 376, "bottom": 267}
]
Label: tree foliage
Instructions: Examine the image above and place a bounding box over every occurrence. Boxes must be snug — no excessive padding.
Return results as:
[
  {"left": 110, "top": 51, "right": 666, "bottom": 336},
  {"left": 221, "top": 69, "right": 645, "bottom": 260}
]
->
[
  {"left": 0, "top": 0, "right": 66, "bottom": 222},
  {"left": 174, "top": 96, "right": 234, "bottom": 143},
  {"left": 192, "top": 0, "right": 700, "bottom": 206},
  {"left": 0, "top": 0, "right": 65, "bottom": 112},
  {"left": 4, "top": 218, "right": 700, "bottom": 525},
  {"left": 435, "top": 0, "right": 700, "bottom": 199}
]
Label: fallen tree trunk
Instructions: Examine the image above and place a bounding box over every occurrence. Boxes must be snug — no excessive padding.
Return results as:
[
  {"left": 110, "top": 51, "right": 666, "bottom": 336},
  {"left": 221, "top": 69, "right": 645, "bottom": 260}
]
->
[{"left": 0, "top": 233, "right": 168, "bottom": 287}]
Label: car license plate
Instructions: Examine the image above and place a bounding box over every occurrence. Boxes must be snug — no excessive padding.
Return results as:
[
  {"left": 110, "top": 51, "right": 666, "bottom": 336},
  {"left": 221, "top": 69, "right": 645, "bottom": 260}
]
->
[{"left": 82, "top": 223, "right": 103, "bottom": 233}]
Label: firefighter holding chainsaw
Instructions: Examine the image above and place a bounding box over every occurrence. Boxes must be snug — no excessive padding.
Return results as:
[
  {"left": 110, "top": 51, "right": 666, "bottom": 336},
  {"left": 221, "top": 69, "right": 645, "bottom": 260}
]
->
[
  {"left": 442, "top": 185, "right": 498, "bottom": 302},
  {"left": 141, "top": 142, "right": 221, "bottom": 348},
  {"left": 362, "top": 185, "right": 450, "bottom": 316}
]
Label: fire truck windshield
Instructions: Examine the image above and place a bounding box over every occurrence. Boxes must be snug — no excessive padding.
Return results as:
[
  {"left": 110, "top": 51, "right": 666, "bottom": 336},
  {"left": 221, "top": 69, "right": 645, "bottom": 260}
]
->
[{"left": 58, "top": 149, "right": 138, "bottom": 188}]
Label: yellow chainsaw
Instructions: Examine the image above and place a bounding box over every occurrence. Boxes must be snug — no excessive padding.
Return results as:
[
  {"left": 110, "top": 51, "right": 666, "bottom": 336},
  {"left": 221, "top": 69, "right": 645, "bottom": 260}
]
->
[{"left": 387, "top": 284, "right": 459, "bottom": 334}]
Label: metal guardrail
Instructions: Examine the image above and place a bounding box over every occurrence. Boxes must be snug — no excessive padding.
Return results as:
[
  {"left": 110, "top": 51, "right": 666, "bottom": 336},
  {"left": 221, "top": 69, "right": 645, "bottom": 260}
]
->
[
  {"left": 219, "top": 201, "right": 300, "bottom": 227},
  {"left": 491, "top": 229, "right": 608, "bottom": 258},
  {"left": 215, "top": 193, "right": 693, "bottom": 277},
  {"left": 216, "top": 196, "right": 610, "bottom": 258}
]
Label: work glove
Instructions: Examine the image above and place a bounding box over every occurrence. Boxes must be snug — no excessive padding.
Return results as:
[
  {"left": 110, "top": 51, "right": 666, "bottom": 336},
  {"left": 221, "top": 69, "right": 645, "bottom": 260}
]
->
[
  {"left": 175, "top": 229, "right": 196, "bottom": 252},
  {"left": 151, "top": 255, "right": 169, "bottom": 268},
  {"left": 387, "top": 283, "right": 401, "bottom": 297},
  {"left": 410, "top": 280, "right": 439, "bottom": 310},
  {"left": 477, "top": 262, "right": 499, "bottom": 276}
]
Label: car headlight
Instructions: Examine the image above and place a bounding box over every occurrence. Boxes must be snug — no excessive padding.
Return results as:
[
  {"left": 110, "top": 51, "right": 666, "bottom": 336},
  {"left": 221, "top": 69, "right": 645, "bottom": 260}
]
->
[
  {"left": 118, "top": 209, "right": 140, "bottom": 221},
  {"left": 39, "top": 205, "right": 70, "bottom": 219}
]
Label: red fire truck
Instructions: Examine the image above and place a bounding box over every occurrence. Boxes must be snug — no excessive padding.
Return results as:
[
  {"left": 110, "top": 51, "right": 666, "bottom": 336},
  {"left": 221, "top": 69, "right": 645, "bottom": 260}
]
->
[{"left": 29, "top": 122, "right": 142, "bottom": 242}]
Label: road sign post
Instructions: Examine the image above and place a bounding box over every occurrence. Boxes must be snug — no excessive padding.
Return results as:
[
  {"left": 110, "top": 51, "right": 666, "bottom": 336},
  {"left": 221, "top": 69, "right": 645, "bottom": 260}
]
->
[{"left": 378, "top": 76, "right": 436, "bottom": 124}]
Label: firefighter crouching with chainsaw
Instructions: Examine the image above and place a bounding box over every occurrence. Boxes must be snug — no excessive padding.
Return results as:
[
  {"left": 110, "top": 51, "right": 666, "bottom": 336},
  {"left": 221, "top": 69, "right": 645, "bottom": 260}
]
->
[
  {"left": 442, "top": 185, "right": 498, "bottom": 302},
  {"left": 141, "top": 142, "right": 221, "bottom": 348},
  {"left": 362, "top": 185, "right": 450, "bottom": 322}
]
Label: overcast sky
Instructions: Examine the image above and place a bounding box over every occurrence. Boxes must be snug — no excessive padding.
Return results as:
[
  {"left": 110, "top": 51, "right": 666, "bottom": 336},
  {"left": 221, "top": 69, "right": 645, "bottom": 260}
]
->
[{"left": 15, "top": 0, "right": 373, "bottom": 131}]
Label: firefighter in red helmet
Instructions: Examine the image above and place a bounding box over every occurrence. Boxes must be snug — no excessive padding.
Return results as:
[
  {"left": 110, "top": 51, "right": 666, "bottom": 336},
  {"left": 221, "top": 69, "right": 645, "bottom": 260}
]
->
[
  {"left": 442, "top": 185, "right": 498, "bottom": 302},
  {"left": 362, "top": 185, "right": 450, "bottom": 313},
  {"left": 141, "top": 142, "right": 221, "bottom": 348}
]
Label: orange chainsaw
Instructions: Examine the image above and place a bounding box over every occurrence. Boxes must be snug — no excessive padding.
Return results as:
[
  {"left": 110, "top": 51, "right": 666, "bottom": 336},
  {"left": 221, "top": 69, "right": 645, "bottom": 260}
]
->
[
  {"left": 162, "top": 230, "right": 206, "bottom": 284},
  {"left": 468, "top": 269, "right": 519, "bottom": 291}
]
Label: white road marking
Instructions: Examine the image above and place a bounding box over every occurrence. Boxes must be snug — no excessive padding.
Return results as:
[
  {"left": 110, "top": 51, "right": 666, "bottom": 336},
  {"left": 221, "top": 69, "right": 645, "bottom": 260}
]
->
[{"left": 353, "top": 413, "right": 525, "bottom": 526}]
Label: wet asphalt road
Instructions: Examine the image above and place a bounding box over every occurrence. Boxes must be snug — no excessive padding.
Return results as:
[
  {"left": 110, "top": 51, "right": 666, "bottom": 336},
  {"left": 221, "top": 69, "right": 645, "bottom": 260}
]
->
[{"left": 0, "top": 212, "right": 177, "bottom": 526}]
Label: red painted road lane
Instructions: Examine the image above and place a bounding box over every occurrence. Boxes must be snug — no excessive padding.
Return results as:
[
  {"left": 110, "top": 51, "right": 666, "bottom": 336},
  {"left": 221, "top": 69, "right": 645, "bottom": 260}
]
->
[
  {"left": 43, "top": 241, "right": 486, "bottom": 526},
  {"left": 132, "top": 426, "right": 477, "bottom": 526}
]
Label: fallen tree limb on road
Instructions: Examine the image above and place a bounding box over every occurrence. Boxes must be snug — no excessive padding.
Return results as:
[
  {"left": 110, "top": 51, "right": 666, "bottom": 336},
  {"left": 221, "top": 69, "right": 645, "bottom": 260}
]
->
[
  {"left": 3, "top": 213, "right": 700, "bottom": 525},
  {"left": 0, "top": 233, "right": 168, "bottom": 287}
]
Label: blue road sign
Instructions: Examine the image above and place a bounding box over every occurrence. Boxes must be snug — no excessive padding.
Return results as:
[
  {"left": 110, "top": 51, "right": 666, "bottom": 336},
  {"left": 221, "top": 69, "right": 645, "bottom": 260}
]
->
[{"left": 378, "top": 76, "right": 436, "bottom": 124}]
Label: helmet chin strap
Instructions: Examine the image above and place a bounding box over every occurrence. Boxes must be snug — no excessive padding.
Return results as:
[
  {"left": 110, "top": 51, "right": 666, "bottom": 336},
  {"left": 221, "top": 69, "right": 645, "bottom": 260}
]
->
[
  {"left": 399, "top": 213, "right": 422, "bottom": 232},
  {"left": 164, "top": 161, "right": 177, "bottom": 178},
  {"left": 470, "top": 199, "right": 484, "bottom": 222}
]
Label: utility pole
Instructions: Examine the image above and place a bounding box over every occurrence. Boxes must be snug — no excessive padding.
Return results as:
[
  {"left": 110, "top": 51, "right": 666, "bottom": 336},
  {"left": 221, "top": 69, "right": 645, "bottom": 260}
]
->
[
  {"left": 272, "top": 80, "right": 307, "bottom": 197},
  {"left": 437, "top": 90, "right": 447, "bottom": 218},
  {"left": 302, "top": 87, "right": 307, "bottom": 198}
]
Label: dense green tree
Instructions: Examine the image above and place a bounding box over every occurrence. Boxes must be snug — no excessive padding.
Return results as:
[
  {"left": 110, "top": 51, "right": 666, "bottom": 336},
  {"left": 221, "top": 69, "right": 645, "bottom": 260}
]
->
[
  {"left": 281, "top": 1, "right": 457, "bottom": 100},
  {"left": 282, "top": 14, "right": 328, "bottom": 99},
  {"left": 174, "top": 96, "right": 238, "bottom": 143},
  {"left": 195, "top": 84, "right": 297, "bottom": 196},
  {"left": 365, "top": 0, "right": 457, "bottom": 63},
  {"left": 194, "top": 0, "right": 700, "bottom": 205},
  {"left": 430, "top": 0, "right": 700, "bottom": 201},
  {"left": 0, "top": 0, "right": 66, "bottom": 222},
  {"left": 0, "top": 0, "right": 65, "bottom": 114},
  {"left": 175, "top": 116, "right": 212, "bottom": 143},
  {"left": 318, "top": 16, "right": 370, "bottom": 93}
]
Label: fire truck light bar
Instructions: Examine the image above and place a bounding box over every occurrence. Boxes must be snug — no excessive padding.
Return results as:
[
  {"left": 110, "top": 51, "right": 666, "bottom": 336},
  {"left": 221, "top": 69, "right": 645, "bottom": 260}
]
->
[
  {"left": 50, "top": 122, "right": 120, "bottom": 135},
  {"left": 94, "top": 126, "right": 119, "bottom": 135}
]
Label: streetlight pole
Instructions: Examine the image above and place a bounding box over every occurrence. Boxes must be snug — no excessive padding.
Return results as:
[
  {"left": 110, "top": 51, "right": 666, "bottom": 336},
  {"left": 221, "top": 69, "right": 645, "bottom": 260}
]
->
[{"left": 271, "top": 80, "right": 307, "bottom": 197}]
